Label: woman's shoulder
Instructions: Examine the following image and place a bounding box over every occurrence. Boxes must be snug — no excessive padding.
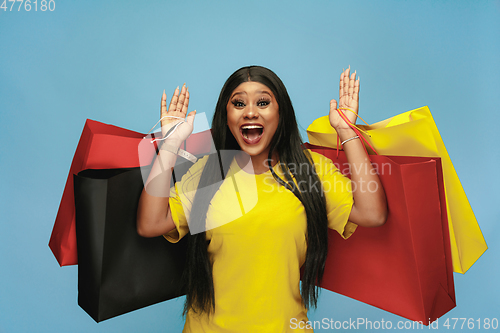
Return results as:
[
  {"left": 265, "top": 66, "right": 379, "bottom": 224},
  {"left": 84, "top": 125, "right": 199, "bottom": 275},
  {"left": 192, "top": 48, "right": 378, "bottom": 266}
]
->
[
  {"left": 175, "top": 154, "right": 210, "bottom": 185},
  {"left": 190, "top": 154, "right": 210, "bottom": 172},
  {"left": 303, "top": 149, "right": 341, "bottom": 176},
  {"left": 304, "top": 149, "right": 330, "bottom": 163}
]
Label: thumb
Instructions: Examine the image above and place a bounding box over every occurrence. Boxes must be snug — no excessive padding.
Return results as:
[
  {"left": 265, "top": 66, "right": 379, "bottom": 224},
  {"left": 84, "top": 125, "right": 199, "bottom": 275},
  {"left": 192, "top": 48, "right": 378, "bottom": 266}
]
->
[
  {"left": 329, "top": 99, "right": 338, "bottom": 114},
  {"left": 186, "top": 110, "right": 196, "bottom": 126}
]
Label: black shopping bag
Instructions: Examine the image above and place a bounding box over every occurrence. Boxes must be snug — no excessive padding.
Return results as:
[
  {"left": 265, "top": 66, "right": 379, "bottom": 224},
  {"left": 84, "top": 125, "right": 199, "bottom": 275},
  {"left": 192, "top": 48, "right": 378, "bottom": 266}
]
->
[{"left": 74, "top": 167, "right": 188, "bottom": 322}]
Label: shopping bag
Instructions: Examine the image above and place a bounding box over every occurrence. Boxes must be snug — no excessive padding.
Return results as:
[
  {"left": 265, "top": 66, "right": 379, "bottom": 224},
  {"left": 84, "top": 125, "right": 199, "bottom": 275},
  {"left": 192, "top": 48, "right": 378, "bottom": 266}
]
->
[
  {"left": 50, "top": 119, "right": 212, "bottom": 266},
  {"left": 74, "top": 167, "right": 188, "bottom": 322},
  {"left": 307, "top": 106, "right": 486, "bottom": 273},
  {"left": 306, "top": 144, "right": 455, "bottom": 325}
]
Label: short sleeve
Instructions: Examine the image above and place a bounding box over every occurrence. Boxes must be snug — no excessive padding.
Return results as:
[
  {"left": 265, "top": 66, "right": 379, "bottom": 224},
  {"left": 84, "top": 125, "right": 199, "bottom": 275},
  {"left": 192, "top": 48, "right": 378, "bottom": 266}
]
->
[
  {"left": 163, "top": 156, "right": 209, "bottom": 243},
  {"left": 308, "top": 151, "right": 357, "bottom": 239}
]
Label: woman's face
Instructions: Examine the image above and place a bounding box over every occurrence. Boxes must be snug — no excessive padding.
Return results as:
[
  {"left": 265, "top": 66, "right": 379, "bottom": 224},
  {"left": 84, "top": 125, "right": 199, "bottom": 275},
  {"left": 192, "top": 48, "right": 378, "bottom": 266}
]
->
[{"left": 226, "top": 81, "right": 279, "bottom": 162}]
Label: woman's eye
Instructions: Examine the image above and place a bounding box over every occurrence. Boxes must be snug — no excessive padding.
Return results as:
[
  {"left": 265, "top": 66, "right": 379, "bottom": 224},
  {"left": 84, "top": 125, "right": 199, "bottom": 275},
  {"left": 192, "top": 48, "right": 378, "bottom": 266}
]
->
[
  {"left": 232, "top": 100, "right": 245, "bottom": 108},
  {"left": 257, "top": 99, "right": 270, "bottom": 107}
]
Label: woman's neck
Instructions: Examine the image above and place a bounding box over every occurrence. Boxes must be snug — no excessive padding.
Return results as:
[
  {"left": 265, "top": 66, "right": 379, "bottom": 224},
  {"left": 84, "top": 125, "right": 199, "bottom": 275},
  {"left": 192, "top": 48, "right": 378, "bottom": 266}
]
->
[{"left": 236, "top": 151, "right": 279, "bottom": 175}]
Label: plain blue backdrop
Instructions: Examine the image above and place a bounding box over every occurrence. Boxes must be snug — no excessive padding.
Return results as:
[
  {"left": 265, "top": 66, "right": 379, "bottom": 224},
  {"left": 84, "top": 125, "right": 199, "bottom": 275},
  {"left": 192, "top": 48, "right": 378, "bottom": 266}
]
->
[{"left": 1, "top": 1, "right": 499, "bottom": 332}]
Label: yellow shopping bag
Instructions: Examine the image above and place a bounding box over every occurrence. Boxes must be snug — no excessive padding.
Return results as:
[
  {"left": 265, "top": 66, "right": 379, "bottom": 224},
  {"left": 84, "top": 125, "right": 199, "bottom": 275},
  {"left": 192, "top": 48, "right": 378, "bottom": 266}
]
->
[{"left": 307, "top": 106, "right": 487, "bottom": 274}]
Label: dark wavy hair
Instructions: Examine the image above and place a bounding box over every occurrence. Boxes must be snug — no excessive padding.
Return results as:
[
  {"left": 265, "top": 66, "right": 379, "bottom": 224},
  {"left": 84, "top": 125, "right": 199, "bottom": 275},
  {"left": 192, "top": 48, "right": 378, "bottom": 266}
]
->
[{"left": 182, "top": 66, "right": 329, "bottom": 316}]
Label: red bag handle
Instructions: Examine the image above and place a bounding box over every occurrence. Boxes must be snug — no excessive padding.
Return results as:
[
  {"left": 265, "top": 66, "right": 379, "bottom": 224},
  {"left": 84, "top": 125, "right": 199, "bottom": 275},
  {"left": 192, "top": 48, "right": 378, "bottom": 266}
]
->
[{"left": 335, "top": 107, "right": 378, "bottom": 157}]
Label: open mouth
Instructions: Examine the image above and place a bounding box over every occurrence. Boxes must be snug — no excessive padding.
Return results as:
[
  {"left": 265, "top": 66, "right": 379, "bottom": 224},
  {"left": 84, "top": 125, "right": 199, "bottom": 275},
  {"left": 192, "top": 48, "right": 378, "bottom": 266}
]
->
[{"left": 240, "top": 124, "right": 264, "bottom": 144}]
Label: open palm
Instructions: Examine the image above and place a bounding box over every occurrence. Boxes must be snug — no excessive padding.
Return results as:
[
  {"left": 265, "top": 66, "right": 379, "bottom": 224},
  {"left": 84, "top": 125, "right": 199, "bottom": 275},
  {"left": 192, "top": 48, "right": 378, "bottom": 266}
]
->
[
  {"left": 160, "top": 84, "right": 196, "bottom": 143},
  {"left": 329, "top": 67, "right": 360, "bottom": 130}
]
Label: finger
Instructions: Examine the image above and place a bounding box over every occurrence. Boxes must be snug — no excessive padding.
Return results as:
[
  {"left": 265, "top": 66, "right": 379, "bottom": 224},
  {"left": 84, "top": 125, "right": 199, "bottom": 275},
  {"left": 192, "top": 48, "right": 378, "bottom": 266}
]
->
[
  {"left": 339, "top": 70, "right": 344, "bottom": 105},
  {"left": 330, "top": 99, "right": 338, "bottom": 113},
  {"left": 181, "top": 88, "right": 190, "bottom": 115},
  {"left": 342, "top": 67, "right": 350, "bottom": 104},
  {"left": 348, "top": 70, "right": 356, "bottom": 100},
  {"left": 340, "top": 68, "right": 348, "bottom": 105},
  {"left": 161, "top": 89, "right": 167, "bottom": 117},
  {"left": 168, "top": 86, "right": 180, "bottom": 112},
  {"left": 186, "top": 110, "right": 196, "bottom": 126},
  {"left": 176, "top": 83, "right": 187, "bottom": 114},
  {"left": 352, "top": 77, "right": 360, "bottom": 104}
]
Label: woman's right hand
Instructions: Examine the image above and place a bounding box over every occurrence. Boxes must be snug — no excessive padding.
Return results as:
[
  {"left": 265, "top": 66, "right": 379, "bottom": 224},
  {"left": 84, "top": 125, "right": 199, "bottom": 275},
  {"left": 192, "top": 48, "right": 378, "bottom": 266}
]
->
[
  {"left": 137, "top": 84, "right": 195, "bottom": 237},
  {"left": 160, "top": 83, "right": 196, "bottom": 145}
]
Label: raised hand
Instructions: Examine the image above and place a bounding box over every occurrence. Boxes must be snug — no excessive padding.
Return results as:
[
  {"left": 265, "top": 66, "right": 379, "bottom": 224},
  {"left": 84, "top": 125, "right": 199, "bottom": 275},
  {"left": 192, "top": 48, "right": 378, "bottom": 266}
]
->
[
  {"left": 329, "top": 66, "right": 360, "bottom": 130},
  {"left": 160, "top": 83, "right": 196, "bottom": 144}
]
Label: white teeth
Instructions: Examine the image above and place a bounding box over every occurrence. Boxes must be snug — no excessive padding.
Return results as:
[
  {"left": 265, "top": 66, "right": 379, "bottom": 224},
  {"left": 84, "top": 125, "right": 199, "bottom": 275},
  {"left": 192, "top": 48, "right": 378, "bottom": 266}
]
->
[{"left": 241, "top": 125, "right": 263, "bottom": 130}]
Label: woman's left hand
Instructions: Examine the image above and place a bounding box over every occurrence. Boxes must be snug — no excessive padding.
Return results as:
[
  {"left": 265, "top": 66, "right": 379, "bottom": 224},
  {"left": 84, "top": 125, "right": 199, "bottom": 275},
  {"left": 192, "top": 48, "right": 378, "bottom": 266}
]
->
[
  {"left": 329, "top": 66, "right": 360, "bottom": 131},
  {"left": 328, "top": 67, "right": 388, "bottom": 228}
]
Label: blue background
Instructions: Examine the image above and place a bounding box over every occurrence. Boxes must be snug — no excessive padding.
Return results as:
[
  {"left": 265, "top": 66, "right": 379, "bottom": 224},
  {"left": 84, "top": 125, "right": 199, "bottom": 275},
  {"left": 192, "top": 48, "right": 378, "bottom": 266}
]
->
[{"left": 1, "top": 1, "right": 499, "bottom": 332}]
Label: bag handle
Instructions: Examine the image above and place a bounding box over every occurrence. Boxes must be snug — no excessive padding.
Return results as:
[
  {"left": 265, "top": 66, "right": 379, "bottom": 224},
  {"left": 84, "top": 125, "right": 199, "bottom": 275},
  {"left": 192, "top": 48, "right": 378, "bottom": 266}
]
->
[
  {"left": 335, "top": 107, "right": 378, "bottom": 157},
  {"left": 143, "top": 116, "right": 197, "bottom": 163},
  {"left": 144, "top": 116, "right": 187, "bottom": 143}
]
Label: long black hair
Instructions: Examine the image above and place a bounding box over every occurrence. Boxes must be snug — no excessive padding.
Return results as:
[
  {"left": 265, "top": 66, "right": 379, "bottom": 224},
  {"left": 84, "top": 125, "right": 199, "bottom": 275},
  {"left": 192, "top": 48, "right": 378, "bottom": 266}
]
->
[{"left": 182, "top": 66, "right": 329, "bottom": 316}]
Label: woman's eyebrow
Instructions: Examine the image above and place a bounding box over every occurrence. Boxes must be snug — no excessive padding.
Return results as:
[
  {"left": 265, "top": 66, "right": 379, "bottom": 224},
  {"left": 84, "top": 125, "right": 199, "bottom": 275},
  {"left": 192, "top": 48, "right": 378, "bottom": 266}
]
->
[
  {"left": 231, "top": 91, "right": 247, "bottom": 98},
  {"left": 230, "top": 90, "right": 272, "bottom": 98}
]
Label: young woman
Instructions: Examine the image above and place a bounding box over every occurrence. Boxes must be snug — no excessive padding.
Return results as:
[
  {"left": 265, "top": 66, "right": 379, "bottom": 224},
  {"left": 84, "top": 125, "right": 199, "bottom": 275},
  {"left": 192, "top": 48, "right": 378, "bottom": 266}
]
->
[{"left": 137, "top": 66, "right": 387, "bottom": 332}]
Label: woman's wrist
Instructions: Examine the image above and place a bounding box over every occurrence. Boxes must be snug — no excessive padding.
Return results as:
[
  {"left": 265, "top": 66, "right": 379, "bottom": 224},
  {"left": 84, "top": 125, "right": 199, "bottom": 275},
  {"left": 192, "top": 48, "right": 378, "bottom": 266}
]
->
[
  {"left": 335, "top": 127, "right": 357, "bottom": 141},
  {"left": 161, "top": 138, "right": 184, "bottom": 149},
  {"left": 160, "top": 139, "right": 197, "bottom": 163}
]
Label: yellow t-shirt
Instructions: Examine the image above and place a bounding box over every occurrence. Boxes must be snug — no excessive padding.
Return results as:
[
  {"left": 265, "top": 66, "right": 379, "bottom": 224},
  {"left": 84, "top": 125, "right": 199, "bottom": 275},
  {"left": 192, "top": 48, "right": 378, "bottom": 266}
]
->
[{"left": 165, "top": 150, "right": 356, "bottom": 332}]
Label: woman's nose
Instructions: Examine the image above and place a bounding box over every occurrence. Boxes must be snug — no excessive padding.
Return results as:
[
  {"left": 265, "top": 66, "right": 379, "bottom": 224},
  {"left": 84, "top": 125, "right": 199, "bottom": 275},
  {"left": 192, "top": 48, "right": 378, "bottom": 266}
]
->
[{"left": 243, "top": 104, "right": 259, "bottom": 119}]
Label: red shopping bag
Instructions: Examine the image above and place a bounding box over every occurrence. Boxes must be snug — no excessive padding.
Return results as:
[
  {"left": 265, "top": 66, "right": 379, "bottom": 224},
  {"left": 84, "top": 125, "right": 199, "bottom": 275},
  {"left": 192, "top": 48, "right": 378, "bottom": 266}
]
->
[
  {"left": 305, "top": 143, "right": 456, "bottom": 325},
  {"left": 50, "top": 119, "right": 212, "bottom": 266}
]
